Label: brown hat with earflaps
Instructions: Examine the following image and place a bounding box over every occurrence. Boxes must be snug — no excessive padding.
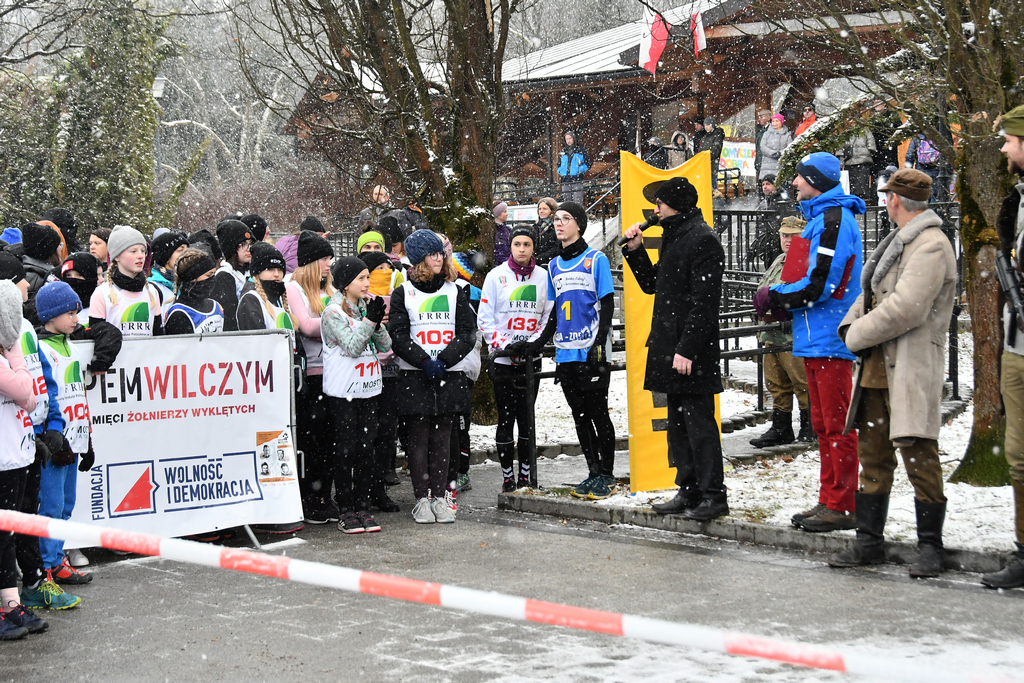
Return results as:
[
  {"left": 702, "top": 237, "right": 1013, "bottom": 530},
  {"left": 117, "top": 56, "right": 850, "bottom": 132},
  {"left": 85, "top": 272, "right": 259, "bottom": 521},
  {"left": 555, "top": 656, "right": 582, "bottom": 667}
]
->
[
  {"left": 779, "top": 216, "right": 806, "bottom": 235},
  {"left": 880, "top": 168, "right": 933, "bottom": 202}
]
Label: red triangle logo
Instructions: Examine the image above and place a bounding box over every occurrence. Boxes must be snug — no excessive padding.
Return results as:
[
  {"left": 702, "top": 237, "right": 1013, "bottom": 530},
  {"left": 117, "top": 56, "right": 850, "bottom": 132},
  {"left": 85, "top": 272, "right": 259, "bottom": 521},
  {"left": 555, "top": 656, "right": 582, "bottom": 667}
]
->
[{"left": 114, "top": 468, "right": 155, "bottom": 513}]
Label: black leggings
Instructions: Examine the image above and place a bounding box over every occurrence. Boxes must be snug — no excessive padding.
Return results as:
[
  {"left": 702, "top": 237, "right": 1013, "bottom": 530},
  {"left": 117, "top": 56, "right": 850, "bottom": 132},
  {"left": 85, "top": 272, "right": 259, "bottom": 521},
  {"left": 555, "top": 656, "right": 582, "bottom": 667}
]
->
[
  {"left": 558, "top": 362, "right": 615, "bottom": 477},
  {"left": 447, "top": 413, "right": 471, "bottom": 480},
  {"left": 406, "top": 415, "right": 454, "bottom": 499},
  {"left": 17, "top": 460, "right": 44, "bottom": 588},
  {"left": 492, "top": 362, "right": 540, "bottom": 477},
  {"left": 326, "top": 396, "right": 378, "bottom": 511},
  {"left": 374, "top": 377, "right": 400, "bottom": 490},
  {"left": 297, "top": 376, "right": 332, "bottom": 504},
  {"left": 0, "top": 466, "right": 27, "bottom": 590}
]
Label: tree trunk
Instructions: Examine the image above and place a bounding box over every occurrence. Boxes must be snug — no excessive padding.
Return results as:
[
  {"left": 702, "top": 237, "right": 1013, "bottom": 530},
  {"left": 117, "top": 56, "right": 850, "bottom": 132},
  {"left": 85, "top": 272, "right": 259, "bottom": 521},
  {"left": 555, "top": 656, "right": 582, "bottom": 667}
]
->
[{"left": 949, "top": 147, "right": 1012, "bottom": 486}]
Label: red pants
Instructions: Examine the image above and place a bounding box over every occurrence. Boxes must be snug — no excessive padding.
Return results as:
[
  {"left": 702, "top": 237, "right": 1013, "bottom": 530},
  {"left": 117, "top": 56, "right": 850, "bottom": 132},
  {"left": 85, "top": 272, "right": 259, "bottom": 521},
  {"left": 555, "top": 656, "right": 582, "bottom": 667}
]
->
[{"left": 803, "top": 358, "right": 858, "bottom": 513}]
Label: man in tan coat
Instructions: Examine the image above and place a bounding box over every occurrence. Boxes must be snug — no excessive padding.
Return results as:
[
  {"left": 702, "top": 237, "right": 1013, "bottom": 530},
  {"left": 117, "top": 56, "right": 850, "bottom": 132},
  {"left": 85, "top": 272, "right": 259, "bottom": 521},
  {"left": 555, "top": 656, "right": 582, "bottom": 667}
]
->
[{"left": 830, "top": 169, "right": 957, "bottom": 578}]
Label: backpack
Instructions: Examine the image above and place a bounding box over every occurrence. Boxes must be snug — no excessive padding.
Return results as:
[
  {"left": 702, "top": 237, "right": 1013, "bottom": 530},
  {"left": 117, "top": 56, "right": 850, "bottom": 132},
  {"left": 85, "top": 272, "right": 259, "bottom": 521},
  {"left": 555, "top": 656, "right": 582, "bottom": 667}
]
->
[{"left": 916, "top": 138, "right": 942, "bottom": 166}]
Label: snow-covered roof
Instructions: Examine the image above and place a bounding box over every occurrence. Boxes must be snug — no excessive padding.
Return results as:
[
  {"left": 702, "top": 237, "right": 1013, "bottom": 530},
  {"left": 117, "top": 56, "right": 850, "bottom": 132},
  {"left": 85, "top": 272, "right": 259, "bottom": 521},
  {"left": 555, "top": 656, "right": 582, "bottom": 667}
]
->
[{"left": 502, "top": 0, "right": 737, "bottom": 84}]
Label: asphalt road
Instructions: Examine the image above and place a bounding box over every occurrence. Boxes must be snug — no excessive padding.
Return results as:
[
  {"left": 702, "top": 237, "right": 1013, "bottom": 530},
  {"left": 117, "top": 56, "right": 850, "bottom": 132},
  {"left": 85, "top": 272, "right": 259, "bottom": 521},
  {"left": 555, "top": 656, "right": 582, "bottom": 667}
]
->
[{"left": 3, "top": 456, "right": 1023, "bottom": 682}]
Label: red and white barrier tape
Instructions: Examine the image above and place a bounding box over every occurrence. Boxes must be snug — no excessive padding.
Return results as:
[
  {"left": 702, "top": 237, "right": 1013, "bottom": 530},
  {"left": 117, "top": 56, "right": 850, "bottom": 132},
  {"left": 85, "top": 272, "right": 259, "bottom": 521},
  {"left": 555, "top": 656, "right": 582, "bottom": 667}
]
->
[{"left": 0, "top": 510, "right": 1014, "bottom": 683}]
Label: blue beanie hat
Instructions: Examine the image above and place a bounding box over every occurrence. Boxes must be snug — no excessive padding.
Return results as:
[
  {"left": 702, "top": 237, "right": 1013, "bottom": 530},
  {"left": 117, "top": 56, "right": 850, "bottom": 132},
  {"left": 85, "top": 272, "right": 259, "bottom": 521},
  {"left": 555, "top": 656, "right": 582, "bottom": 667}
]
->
[
  {"left": 404, "top": 229, "right": 445, "bottom": 266},
  {"left": 36, "top": 281, "right": 81, "bottom": 324},
  {"left": 795, "top": 152, "right": 842, "bottom": 192}
]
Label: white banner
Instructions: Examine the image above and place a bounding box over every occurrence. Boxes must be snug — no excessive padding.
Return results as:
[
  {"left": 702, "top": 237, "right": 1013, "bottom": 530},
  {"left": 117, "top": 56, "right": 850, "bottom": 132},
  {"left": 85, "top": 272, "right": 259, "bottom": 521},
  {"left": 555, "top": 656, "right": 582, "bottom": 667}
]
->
[
  {"left": 720, "top": 141, "right": 757, "bottom": 177},
  {"left": 67, "top": 331, "right": 302, "bottom": 545}
]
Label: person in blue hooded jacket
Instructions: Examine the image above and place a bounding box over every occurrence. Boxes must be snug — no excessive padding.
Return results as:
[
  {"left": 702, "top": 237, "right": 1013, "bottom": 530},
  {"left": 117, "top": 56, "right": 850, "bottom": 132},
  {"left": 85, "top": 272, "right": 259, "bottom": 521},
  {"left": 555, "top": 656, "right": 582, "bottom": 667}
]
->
[
  {"left": 557, "top": 131, "right": 589, "bottom": 204},
  {"left": 754, "top": 152, "right": 864, "bottom": 533}
]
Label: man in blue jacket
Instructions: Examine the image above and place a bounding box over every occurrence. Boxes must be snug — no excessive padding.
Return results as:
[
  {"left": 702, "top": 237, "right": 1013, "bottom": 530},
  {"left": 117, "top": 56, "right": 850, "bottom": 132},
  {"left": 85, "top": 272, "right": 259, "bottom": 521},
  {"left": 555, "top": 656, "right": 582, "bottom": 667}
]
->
[
  {"left": 558, "top": 131, "right": 589, "bottom": 204},
  {"left": 756, "top": 152, "right": 864, "bottom": 533}
]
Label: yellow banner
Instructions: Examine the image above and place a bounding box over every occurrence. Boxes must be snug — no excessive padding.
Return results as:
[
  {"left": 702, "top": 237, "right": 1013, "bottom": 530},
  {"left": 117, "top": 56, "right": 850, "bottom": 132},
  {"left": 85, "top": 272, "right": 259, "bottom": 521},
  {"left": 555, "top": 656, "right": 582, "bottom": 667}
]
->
[{"left": 621, "top": 151, "right": 718, "bottom": 492}]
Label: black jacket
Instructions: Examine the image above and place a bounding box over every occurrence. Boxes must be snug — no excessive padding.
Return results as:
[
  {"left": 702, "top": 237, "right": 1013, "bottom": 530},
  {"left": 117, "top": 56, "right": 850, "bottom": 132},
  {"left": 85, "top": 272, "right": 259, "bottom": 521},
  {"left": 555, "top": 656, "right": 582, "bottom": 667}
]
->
[
  {"left": 700, "top": 127, "right": 725, "bottom": 165},
  {"left": 388, "top": 275, "right": 477, "bottom": 415},
  {"left": 622, "top": 211, "right": 723, "bottom": 395},
  {"left": 534, "top": 218, "right": 559, "bottom": 268},
  {"left": 210, "top": 268, "right": 243, "bottom": 332}
]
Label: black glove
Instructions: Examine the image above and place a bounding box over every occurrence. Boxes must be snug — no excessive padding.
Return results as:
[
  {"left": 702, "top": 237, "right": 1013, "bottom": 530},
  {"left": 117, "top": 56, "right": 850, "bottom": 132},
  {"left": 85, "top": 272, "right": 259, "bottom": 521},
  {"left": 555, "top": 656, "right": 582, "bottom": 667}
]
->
[
  {"left": 587, "top": 342, "right": 606, "bottom": 366},
  {"left": 40, "top": 429, "right": 64, "bottom": 456},
  {"left": 35, "top": 437, "right": 52, "bottom": 466},
  {"left": 364, "top": 297, "right": 387, "bottom": 325},
  {"left": 505, "top": 340, "right": 528, "bottom": 357},
  {"left": 51, "top": 436, "right": 75, "bottom": 467},
  {"left": 422, "top": 358, "right": 447, "bottom": 380},
  {"left": 79, "top": 438, "right": 95, "bottom": 472}
]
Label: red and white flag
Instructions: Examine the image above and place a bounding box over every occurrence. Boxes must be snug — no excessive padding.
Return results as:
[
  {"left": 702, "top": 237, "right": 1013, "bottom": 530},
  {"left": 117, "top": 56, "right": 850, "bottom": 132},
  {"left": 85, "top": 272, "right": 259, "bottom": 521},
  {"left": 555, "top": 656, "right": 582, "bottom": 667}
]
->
[
  {"left": 691, "top": 12, "right": 706, "bottom": 57},
  {"left": 639, "top": 7, "right": 671, "bottom": 75}
]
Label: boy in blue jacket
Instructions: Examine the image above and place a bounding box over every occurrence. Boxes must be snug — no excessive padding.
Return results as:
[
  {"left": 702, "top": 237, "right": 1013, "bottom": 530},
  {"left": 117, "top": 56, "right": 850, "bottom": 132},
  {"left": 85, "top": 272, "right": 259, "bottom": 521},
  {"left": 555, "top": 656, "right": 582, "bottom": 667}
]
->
[{"left": 757, "top": 152, "right": 864, "bottom": 533}]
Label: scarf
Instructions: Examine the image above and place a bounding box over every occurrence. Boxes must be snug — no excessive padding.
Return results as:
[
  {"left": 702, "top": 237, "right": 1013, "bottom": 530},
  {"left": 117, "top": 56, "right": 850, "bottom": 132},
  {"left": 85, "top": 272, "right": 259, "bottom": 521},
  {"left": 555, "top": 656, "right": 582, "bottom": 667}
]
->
[
  {"left": 559, "top": 237, "right": 588, "bottom": 262},
  {"left": 507, "top": 255, "right": 535, "bottom": 279},
  {"left": 867, "top": 210, "right": 942, "bottom": 294},
  {"left": 112, "top": 268, "right": 147, "bottom": 292}
]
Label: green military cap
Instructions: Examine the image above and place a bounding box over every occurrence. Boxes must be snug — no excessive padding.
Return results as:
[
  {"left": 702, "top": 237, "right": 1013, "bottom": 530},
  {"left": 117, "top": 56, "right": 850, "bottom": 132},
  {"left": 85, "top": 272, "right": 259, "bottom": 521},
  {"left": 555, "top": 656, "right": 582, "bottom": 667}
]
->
[
  {"left": 779, "top": 216, "right": 806, "bottom": 235},
  {"left": 1000, "top": 104, "right": 1024, "bottom": 137}
]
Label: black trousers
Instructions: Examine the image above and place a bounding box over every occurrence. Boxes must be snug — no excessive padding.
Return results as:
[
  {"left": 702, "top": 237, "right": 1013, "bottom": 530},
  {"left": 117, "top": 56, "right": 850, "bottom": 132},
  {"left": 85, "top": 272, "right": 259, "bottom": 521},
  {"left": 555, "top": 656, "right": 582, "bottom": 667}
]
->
[
  {"left": 447, "top": 412, "right": 471, "bottom": 481},
  {"left": 492, "top": 362, "right": 540, "bottom": 476},
  {"left": 0, "top": 466, "right": 27, "bottom": 590},
  {"left": 557, "top": 362, "right": 615, "bottom": 477},
  {"left": 326, "top": 396, "right": 378, "bottom": 511},
  {"left": 297, "top": 375, "right": 332, "bottom": 504},
  {"left": 667, "top": 393, "right": 726, "bottom": 504},
  {"left": 16, "top": 459, "right": 43, "bottom": 588},
  {"left": 374, "top": 377, "right": 400, "bottom": 491},
  {"left": 407, "top": 415, "right": 454, "bottom": 499}
]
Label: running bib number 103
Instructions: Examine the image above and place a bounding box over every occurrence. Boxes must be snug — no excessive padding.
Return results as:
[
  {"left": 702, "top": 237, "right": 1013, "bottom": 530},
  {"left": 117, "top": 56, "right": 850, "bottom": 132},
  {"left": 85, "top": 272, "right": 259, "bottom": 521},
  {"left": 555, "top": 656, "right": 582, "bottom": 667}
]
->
[{"left": 416, "top": 330, "right": 455, "bottom": 346}]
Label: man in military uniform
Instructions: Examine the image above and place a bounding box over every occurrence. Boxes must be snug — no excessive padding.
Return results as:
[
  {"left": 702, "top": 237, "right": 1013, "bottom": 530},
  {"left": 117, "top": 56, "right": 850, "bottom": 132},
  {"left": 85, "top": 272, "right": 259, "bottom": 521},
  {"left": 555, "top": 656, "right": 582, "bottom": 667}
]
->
[
  {"left": 984, "top": 104, "right": 1024, "bottom": 589},
  {"left": 750, "top": 216, "right": 813, "bottom": 448}
]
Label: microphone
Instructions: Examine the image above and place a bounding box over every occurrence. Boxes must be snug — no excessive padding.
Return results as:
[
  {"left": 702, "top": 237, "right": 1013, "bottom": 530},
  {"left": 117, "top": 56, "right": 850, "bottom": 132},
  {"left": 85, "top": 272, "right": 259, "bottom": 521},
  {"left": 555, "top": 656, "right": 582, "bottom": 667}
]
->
[{"left": 618, "top": 214, "right": 660, "bottom": 246}]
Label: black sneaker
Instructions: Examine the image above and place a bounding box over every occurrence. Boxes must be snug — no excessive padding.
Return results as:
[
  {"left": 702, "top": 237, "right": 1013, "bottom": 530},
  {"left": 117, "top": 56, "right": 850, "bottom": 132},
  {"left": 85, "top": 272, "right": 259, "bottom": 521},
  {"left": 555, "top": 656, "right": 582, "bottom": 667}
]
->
[
  {"left": 0, "top": 612, "right": 28, "bottom": 640},
  {"left": 4, "top": 605, "right": 48, "bottom": 634},
  {"left": 372, "top": 491, "right": 401, "bottom": 513},
  {"left": 357, "top": 511, "right": 381, "bottom": 533},
  {"left": 303, "top": 500, "right": 332, "bottom": 525},
  {"left": 502, "top": 477, "right": 517, "bottom": 493},
  {"left": 339, "top": 512, "right": 365, "bottom": 534},
  {"left": 384, "top": 470, "right": 401, "bottom": 487},
  {"left": 322, "top": 498, "right": 341, "bottom": 523}
]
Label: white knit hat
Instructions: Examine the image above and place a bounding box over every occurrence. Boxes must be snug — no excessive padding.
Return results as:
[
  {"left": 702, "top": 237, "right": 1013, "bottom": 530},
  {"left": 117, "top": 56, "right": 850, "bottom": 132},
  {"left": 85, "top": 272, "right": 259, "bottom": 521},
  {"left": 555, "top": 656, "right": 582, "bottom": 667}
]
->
[{"left": 107, "top": 225, "right": 147, "bottom": 262}]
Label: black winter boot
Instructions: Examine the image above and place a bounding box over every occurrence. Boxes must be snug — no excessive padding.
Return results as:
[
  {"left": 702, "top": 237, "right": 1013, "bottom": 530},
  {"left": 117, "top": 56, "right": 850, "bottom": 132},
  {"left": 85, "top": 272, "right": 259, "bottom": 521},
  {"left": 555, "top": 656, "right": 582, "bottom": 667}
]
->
[
  {"left": 797, "top": 408, "right": 815, "bottom": 442},
  {"left": 982, "top": 543, "right": 1024, "bottom": 589},
  {"left": 909, "top": 500, "right": 945, "bottom": 577},
  {"left": 750, "top": 409, "right": 795, "bottom": 448},
  {"left": 829, "top": 492, "right": 888, "bottom": 567}
]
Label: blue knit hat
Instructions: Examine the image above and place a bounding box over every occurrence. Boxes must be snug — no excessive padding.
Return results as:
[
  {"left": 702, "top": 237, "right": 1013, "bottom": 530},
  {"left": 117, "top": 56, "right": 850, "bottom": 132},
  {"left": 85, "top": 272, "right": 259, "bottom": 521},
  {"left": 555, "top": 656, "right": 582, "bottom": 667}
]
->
[
  {"left": 795, "top": 152, "right": 842, "bottom": 192},
  {"left": 36, "top": 281, "right": 81, "bottom": 323},
  {"left": 404, "top": 229, "right": 445, "bottom": 265}
]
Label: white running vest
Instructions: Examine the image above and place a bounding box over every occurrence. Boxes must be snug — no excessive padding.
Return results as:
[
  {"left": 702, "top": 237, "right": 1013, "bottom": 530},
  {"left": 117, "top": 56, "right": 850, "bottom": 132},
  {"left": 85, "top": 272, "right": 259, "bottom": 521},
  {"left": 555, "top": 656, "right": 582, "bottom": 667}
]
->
[
  {"left": 19, "top": 319, "right": 49, "bottom": 426},
  {"left": 0, "top": 355, "right": 35, "bottom": 471},
  {"left": 480, "top": 263, "right": 549, "bottom": 366},
  {"left": 321, "top": 328, "right": 382, "bottom": 401},
  {"left": 217, "top": 262, "right": 247, "bottom": 299},
  {"left": 94, "top": 282, "right": 159, "bottom": 338},
  {"left": 239, "top": 290, "right": 296, "bottom": 335},
  {"left": 397, "top": 281, "right": 459, "bottom": 371},
  {"left": 38, "top": 336, "right": 90, "bottom": 453}
]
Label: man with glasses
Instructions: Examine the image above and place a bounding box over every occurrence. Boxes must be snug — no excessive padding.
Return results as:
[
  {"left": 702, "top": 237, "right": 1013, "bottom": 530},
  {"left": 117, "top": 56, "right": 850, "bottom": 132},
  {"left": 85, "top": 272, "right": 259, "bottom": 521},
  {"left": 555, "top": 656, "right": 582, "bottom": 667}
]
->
[
  {"left": 622, "top": 178, "right": 728, "bottom": 521},
  {"left": 526, "top": 202, "right": 617, "bottom": 499},
  {"left": 795, "top": 104, "right": 817, "bottom": 138}
]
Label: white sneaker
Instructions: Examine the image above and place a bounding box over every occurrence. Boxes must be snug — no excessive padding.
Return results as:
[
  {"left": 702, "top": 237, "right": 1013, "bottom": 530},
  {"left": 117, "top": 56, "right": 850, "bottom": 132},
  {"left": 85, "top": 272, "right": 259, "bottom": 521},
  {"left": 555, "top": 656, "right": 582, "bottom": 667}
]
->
[
  {"left": 431, "top": 496, "right": 456, "bottom": 523},
  {"left": 67, "top": 548, "right": 89, "bottom": 568},
  {"left": 412, "top": 497, "right": 435, "bottom": 524}
]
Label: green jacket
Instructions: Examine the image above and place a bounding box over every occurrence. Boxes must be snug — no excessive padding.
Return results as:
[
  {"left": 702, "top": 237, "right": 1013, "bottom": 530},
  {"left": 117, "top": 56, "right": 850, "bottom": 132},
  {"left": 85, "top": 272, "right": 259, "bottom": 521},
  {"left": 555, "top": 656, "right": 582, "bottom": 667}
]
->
[{"left": 757, "top": 253, "right": 792, "bottom": 345}]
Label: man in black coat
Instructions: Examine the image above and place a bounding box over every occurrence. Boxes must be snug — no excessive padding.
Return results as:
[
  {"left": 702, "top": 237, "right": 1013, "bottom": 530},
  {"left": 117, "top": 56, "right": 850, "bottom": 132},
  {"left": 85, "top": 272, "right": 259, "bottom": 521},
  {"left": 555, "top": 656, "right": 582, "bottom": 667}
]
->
[{"left": 622, "top": 177, "right": 728, "bottom": 520}]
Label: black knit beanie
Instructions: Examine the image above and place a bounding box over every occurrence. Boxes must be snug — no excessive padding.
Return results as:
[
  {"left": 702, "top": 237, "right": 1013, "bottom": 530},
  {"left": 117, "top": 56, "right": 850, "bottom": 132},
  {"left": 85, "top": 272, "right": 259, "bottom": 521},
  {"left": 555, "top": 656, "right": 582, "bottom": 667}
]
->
[
  {"left": 41, "top": 208, "right": 78, "bottom": 250},
  {"left": 249, "top": 241, "right": 286, "bottom": 276},
  {"left": 332, "top": 256, "right": 368, "bottom": 292},
  {"left": 0, "top": 252, "right": 26, "bottom": 283},
  {"left": 216, "top": 220, "right": 253, "bottom": 260},
  {"left": 378, "top": 215, "right": 404, "bottom": 246},
  {"left": 21, "top": 222, "right": 62, "bottom": 260},
  {"left": 299, "top": 215, "right": 326, "bottom": 233},
  {"left": 296, "top": 230, "right": 334, "bottom": 267},
  {"left": 653, "top": 177, "right": 699, "bottom": 213},
  {"left": 59, "top": 252, "right": 101, "bottom": 304},
  {"left": 509, "top": 224, "right": 537, "bottom": 246},
  {"left": 358, "top": 251, "right": 392, "bottom": 273},
  {"left": 240, "top": 214, "right": 268, "bottom": 241},
  {"left": 151, "top": 231, "right": 189, "bottom": 267},
  {"left": 189, "top": 229, "right": 222, "bottom": 261},
  {"left": 556, "top": 202, "right": 587, "bottom": 231}
]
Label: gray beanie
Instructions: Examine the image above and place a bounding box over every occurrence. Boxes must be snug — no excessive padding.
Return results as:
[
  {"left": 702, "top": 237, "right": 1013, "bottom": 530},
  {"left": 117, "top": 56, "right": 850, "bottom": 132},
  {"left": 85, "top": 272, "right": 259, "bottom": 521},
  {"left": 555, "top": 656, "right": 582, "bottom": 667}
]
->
[
  {"left": 703, "top": 116, "right": 716, "bottom": 128},
  {"left": 0, "top": 280, "right": 23, "bottom": 350},
  {"left": 107, "top": 225, "right": 147, "bottom": 263}
]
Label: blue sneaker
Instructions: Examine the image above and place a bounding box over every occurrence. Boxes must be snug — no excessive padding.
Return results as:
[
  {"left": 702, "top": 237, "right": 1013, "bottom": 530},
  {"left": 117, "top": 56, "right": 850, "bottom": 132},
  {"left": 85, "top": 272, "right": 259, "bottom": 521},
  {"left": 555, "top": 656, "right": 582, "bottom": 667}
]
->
[
  {"left": 22, "top": 579, "right": 81, "bottom": 610},
  {"left": 587, "top": 477, "right": 612, "bottom": 500}
]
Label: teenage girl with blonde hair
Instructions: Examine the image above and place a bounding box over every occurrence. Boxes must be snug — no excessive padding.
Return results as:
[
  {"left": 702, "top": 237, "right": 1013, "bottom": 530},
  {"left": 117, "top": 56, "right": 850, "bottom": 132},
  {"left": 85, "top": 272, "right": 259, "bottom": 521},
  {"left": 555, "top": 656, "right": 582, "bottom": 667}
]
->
[
  {"left": 284, "top": 231, "right": 339, "bottom": 524},
  {"left": 89, "top": 225, "right": 163, "bottom": 336}
]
